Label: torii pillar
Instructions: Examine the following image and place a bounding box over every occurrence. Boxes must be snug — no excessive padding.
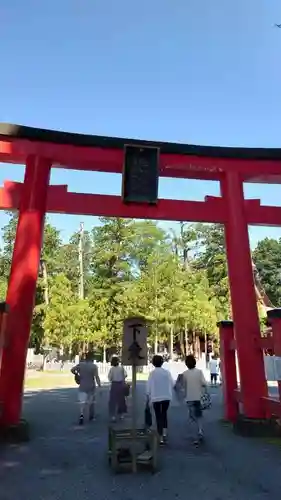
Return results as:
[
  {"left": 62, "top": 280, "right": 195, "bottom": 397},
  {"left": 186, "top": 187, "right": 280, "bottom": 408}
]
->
[
  {"left": 0, "top": 156, "right": 51, "bottom": 428},
  {"left": 218, "top": 320, "right": 238, "bottom": 422},
  {"left": 221, "top": 172, "right": 267, "bottom": 419}
]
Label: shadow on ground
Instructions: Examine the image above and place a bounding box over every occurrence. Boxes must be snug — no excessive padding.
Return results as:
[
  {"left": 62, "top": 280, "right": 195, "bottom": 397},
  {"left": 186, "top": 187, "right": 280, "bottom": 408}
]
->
[{"left": 1, "top": 383, "right": 281, "bottom": 500}]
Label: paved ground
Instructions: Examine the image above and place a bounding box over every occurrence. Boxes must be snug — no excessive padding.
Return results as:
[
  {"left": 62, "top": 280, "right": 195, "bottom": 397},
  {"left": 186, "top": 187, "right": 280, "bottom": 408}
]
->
[{"left": 1, "top": 383, "right": 281, "bottom": 500}]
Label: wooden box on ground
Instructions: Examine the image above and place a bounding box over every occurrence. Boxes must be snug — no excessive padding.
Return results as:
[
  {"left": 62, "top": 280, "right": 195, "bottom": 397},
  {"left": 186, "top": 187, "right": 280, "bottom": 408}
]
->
[{"left": 108, "top": 425, "right": 158, "bottom": 473}]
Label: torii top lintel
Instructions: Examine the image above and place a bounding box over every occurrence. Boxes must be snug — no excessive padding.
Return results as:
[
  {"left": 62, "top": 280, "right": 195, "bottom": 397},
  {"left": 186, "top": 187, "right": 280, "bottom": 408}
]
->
[{"left": 1, "top": 123, "right": 281, "bottom": 183}]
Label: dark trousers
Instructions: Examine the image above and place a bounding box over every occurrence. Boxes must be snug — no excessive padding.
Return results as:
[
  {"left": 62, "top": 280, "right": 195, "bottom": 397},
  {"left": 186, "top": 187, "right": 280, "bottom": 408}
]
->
[{"left": 153, "top": 400, "right": 170, "bottom": 436}]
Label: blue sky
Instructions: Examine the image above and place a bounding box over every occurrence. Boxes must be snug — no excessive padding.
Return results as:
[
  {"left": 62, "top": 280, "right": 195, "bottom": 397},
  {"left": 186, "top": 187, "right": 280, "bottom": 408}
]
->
[{"left": 0, "top": 0, "right": 281, "bottom": 248}]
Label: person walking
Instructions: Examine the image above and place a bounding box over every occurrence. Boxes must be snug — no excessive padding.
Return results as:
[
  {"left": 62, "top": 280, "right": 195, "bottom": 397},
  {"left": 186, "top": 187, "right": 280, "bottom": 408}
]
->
[
  {"left": 146, "top": 354, "right": 174, "bottom": 445},
  {"left": 71, "top": 352, "right": 101, "bottom": 425},
  {"left": 181, "top": 354, "right": 207, "bottom": 443},
  {"left": 209, "top": 355, "right": 220, "bottom": 386},
  {"left": 108, "top": 356, "right": 128, "bottom": 422}
]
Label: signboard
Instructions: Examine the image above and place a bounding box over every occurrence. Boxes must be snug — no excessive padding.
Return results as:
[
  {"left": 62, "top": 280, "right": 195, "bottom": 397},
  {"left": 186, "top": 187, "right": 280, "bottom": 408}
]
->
[
  {"left": 122, "top": 317, "right": 148, "bottom": 366},
  {"left": 122, "top": 144, "right": 159, "bottom": 204}
]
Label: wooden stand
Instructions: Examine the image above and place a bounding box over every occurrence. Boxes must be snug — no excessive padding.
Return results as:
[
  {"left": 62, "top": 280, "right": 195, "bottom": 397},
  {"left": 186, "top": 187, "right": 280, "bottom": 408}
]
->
[
  {"left": 107, "top": 363, "right": 158, "bottom": 473},
  {"left": 108, "top": 425, "right": 158, "bottom": 473},
  {"left": 109, "top": 316, "right": 155, "bottom": 473},
  {"left": 131, "top": 362, "right": 137, "bottom": 471}
]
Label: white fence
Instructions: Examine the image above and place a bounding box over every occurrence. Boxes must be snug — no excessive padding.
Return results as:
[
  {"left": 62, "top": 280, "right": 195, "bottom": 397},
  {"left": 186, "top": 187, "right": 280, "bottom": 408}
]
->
[
  {"left": 234, "top": 353, "right": 281, "bottom": 384},
  {"left": 26, "top": 349, "right": 211, "bottom": 379},
  {"left": 26, "top": 351, "right": 153, "bottom": 380}
]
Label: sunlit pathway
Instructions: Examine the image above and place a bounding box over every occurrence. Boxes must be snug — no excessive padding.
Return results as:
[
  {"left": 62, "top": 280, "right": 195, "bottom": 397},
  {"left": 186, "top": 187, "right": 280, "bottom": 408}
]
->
[{"left": 1, "top": 383, "right": 281, "bottom": 500}]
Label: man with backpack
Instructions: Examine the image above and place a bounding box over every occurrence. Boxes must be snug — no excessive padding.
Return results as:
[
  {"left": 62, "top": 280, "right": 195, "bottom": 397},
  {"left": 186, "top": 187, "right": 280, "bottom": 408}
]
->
[{"left": 71, "top": 352, "right": 101, "bottom": 425}]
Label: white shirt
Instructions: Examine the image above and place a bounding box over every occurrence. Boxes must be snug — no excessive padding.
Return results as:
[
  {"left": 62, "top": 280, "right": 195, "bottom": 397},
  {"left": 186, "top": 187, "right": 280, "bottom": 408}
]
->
[
  {"left": 182, "top": 368, "right": 206, "bottom": 402},
  {"left": 108, "top": 366, "right": 127, "bottom": 382},
  {"left": 146, "top": 367, "right": 174, "bottom": 403},
  {"left": 162, "top": 361, "right": 170, "bottom": 371},
  {"left": 209, "top": 359, "right": 220, "bottom": 374}
]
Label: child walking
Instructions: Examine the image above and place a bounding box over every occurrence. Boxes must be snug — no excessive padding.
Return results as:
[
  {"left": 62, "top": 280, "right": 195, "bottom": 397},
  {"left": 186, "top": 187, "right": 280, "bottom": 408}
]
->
[{"left": 181, "top": 355, "right": 207, "bottom": 443}]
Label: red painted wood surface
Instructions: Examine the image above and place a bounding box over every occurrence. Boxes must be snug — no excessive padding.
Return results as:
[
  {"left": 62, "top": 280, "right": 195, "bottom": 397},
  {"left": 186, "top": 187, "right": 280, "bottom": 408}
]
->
[{"left": 0, "top": 156, "right": 51, "bottom": 425}]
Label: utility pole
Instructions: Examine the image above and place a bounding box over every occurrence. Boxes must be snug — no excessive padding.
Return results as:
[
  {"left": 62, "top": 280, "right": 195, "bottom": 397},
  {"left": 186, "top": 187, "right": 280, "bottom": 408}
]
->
[
  {"left": 153, "top": 251, "right": 159, "bottom": 354},
  {"left": 78, "top": 222, "right": 84, "bottom": 300}
]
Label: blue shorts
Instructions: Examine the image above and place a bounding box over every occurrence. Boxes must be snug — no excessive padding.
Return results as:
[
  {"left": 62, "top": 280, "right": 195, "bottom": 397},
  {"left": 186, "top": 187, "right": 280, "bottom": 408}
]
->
[{"left": 187, "top": 401, "right": 202, "bottom": 420}]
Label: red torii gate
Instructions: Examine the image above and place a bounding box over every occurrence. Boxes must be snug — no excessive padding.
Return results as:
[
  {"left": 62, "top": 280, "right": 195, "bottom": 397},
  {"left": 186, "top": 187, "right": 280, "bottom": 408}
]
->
[{"left": 0, "top": 123, "right": 281, "bottom": 431}]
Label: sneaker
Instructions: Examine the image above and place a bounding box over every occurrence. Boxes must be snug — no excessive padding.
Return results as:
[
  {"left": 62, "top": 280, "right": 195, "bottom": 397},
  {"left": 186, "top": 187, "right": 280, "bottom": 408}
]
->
[
  {"left": 198, "top": 431, "right": 204, "bottom": 442},
  {"left": 89, "top": 404, "right": 95, "bottom": 420}
]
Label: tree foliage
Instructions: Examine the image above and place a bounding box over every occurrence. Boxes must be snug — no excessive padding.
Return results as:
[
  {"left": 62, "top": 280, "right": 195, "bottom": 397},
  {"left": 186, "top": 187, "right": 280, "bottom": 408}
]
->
[
  {"left": 0, "top": 213, "right": 278, "bottom": 358},
  {"left": 252, "top": 237, "right": 281, "bottom": 306}
]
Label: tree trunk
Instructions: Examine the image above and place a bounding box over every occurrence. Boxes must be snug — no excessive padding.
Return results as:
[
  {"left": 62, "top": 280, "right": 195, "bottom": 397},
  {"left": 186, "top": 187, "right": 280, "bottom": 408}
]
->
[
  {"left": 169, "top": 325, "right": 174, "bottom": 357},
  {"left": 192, "top": 332, "right": 195, "bottom": 356},
  {"left": 42, "top": 354, "right": 48, "bottom": 372},
  {"left": 154, "top": 335, "right": 158, "bottom": 354},
  {"left": 204, "top": 332, "right": 207, "bottom": 367},
  {"left": 103, "top": 345, "right": 106, "bottom": 363},
  {"left": 184, "top": 322, "right": 188, "bottom": 355},
  {"left": 195, "top": 335, "right": 200, "bottom": 359},
  {"left": 154, "top": 323, "right": 158, "bottom": 354},
  {"left": 180, "top": 330, "right": 184, "bottom": 357}
]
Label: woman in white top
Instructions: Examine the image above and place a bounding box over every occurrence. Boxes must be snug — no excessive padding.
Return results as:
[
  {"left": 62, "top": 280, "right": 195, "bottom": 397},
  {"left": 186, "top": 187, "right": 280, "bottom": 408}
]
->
[
  {"left": 146, "top": 355, "right": 174, "bottom": 444},
  {"left": 181, "top": 355, "right": 207, "bottom": 442},
  {"left": 108, "top": 356, "right": 127, "bottom": 421}
]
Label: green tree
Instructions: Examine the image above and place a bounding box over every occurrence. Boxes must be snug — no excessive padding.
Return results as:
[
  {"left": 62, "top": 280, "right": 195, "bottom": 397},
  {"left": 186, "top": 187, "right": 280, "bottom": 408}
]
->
[
  {"left": 0, "top": 277, "right": 7, "bottom": 301},
  {"left": 43, "top": 274, "right": 76, "bottom": 349},
  {"left": 41, "top": 222, "right": 62, "bottom": 275},
  {"left": 1, "top": 212, "right": 18, "bottom": 279},
  {"left": 0, "top": 213, "right": 238, "bottom": 358},
  {"left": 90, "top": 218, "right": 137, "bottom": 346},
  {"left": 169, "top": 222, "right": 198, "bottom": 268},
  {"left": 58, "top": 229, "right": 92, "bottom": 296},
  {"left": 91, "top": 217, "right": 135, "bottom": 287},
  {"left": 253, "top": 237, "right": 281, "bottom": 306},
  {"left": 193, "top": 223, "right": 230, "bottom": 319},
  {"left": 1, "top": 212, "right": 61, "bottom": 277},
  {"left": 131, "top": 220, "right": 168, "bottom": 271}
]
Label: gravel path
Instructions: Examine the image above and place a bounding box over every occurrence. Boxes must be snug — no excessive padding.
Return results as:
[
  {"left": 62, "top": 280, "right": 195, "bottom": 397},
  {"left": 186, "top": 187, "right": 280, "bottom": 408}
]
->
[{"left": 1, "top": 383, "right": 281, "bottom": 500}]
